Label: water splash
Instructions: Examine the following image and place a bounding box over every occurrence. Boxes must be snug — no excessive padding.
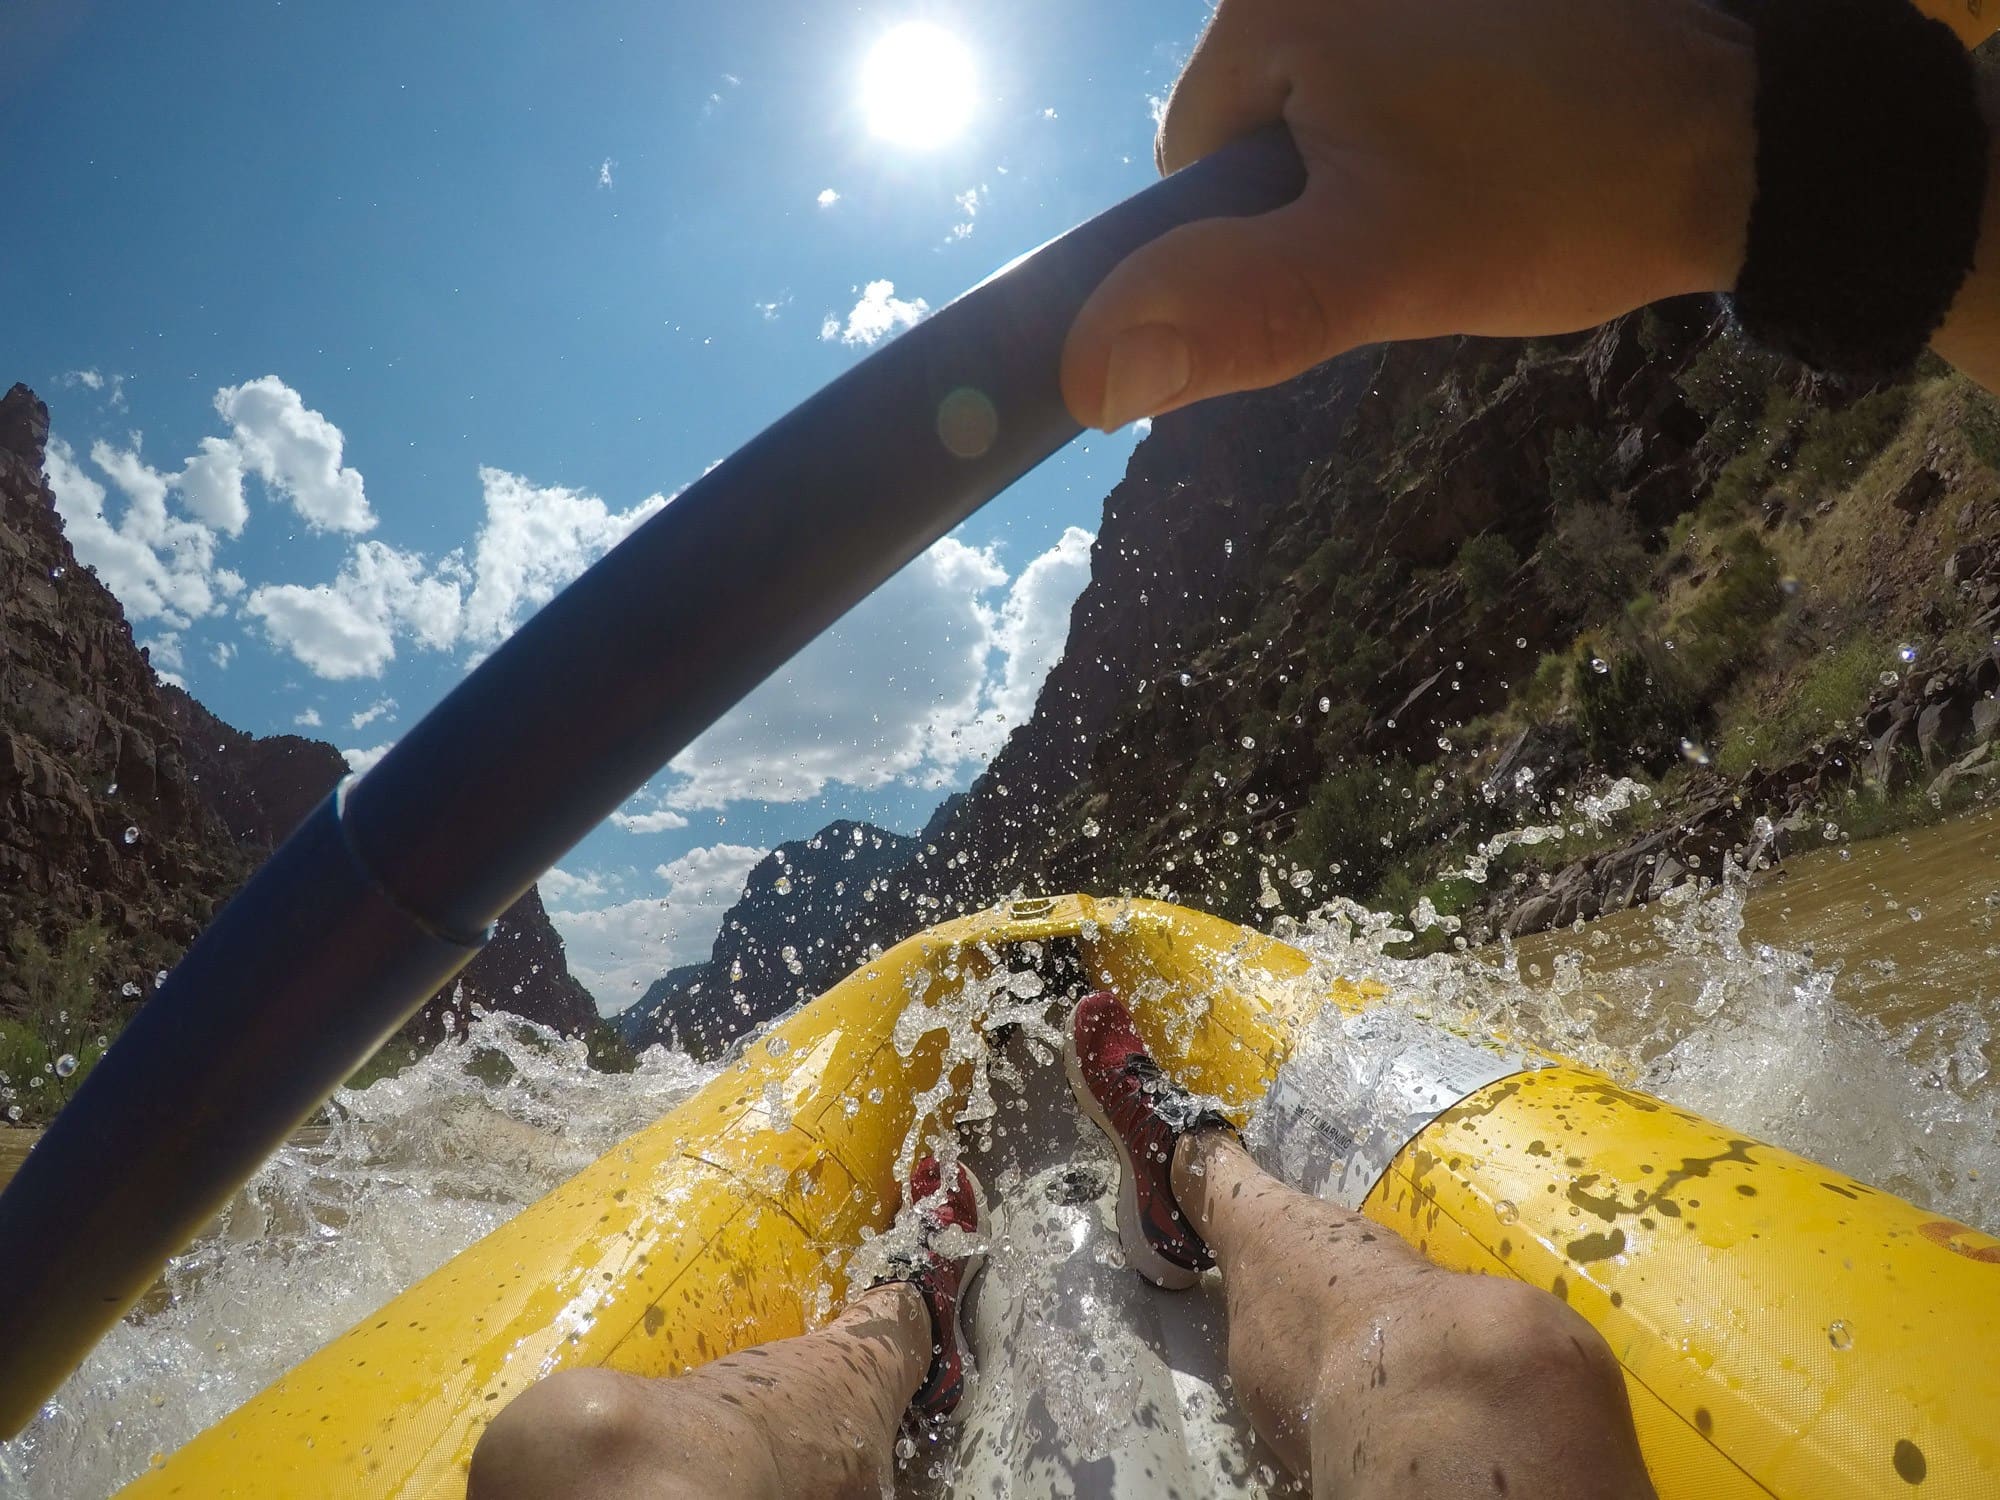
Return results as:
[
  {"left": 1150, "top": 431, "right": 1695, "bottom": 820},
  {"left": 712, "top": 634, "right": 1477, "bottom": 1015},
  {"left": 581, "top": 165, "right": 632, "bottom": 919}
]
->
[{"left": 0, "top": 1010, "right": 714, "bottom": 1499}]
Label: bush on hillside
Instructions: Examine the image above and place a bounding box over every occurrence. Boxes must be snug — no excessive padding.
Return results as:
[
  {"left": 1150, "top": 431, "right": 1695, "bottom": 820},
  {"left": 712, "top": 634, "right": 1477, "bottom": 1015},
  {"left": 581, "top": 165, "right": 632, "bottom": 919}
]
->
[
  {"left": 1456, "top": 533, "right": 1520, "bottom": 615},
  {"left": 1539, "top": 502, "right": 1649, "bottom": 621}
]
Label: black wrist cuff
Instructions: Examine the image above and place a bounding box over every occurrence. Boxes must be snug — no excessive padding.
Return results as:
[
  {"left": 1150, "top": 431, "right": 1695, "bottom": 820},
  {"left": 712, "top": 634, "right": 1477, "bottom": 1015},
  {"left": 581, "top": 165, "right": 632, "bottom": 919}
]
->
[{"left": 1728, "top": 0, "right": 1988, "bottom": 377}]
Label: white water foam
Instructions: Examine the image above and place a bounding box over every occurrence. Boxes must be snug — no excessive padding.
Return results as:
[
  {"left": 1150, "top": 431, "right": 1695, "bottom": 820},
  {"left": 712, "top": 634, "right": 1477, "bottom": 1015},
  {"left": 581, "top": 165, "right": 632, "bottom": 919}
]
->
[{"left": 0, "top": 1011, "right": 714, "bottom": 1499}]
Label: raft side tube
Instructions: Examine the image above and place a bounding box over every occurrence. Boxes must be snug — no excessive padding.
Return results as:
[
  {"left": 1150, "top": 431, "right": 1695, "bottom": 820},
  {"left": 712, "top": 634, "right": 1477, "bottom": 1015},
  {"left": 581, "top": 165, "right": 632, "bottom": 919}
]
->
[{"left": 121, "top": 898, "right": 2000, "bottom": 1499}]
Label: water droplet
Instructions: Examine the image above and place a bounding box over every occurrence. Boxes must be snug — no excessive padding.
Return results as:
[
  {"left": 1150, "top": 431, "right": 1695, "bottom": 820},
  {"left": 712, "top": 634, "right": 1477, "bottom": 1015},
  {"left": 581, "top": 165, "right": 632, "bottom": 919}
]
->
[
  {"left": 773, "top": 874, "right": 792, "bottom": 895},
  {"left": 1827, "top": 1320, "right": 1852, "bottom": 1351},
  {"left": 895, "top": 1435, "right": 917, "bottom": 1462},
  {"left": 1317, "top": 696, "right": 1331, "bottom": 712},
  {"left": 1495, "top": 1199, "right": 1519, "bottom": 1225},
  {"left": 1780, "top": 575, "right": 1801, "bottom": 595},
  {"left": 123, "top": 826, "right": 140, "bottom": 845},
  {"left": 1222, "top": 831, "right": 1240, "bottom": 846},
  {"left": 1179, "top": 672, "right": 1192, "bottom": 687},
  {"left": 1081, "top": 817, "right": 1101, "bottom": 839},
  {"left": 53, "top": 1054, "right": 78, "bottom": 1079},
  {"left": 154, "top": 969, "right": 169, "bottom": 987},
  {"left": 1879, "top": 671, "right": 1901, "bottom": 687},
  {"left": 4, "top": 1106, "right": 20, "bottom": 1123},
  {"left": 1240, "top": 735, "right": 1255, "bottom": 749},
  {"left": 1515, "top": 637, "right": 1528, "bottom": 649},
  {"left": 105, "top": 782, "right": 118, "bottom": 796},
  {"left": 121, "top": 981, "right": 140, "bottom": 997},
  {"left": 1907, "top": 907, "right": 1923, "bottom": 922},
  {"left": 1590, "top": 657, "right": 1610, "bottom": 675},
  {"left": 1898, "top": 643, "right": 1918, "bottom": 664},
  {"left": 765, "top": 1036, "right": 791, "bottom": 1059}
]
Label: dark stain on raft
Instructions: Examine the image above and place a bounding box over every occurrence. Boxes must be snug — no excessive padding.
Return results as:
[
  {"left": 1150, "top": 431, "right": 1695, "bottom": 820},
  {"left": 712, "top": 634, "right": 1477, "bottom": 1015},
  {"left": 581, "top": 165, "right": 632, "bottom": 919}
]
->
[
  {"left": 1567, "top": 1229, "right": 1627, "bottom": 1264},
  {"left": 1893, "top": 1438, "right": 1928, "bottom": 1485}
]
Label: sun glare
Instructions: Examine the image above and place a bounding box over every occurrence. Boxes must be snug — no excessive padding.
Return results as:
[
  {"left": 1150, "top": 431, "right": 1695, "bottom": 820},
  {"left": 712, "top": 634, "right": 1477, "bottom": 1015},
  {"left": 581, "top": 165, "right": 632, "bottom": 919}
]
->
[{"left": 862, "top": 22, "right": 976, "bottom": 149}]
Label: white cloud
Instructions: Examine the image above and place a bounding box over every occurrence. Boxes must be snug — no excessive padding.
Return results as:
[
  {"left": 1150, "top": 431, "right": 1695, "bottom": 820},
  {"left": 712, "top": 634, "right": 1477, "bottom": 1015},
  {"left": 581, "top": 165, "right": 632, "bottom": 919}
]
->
[
  {"left": 44, "top": 437, "right": 233, "bottom": 628},
  {"left": 948, "top": 185, "right": 985, "bottom": 241},
  {"left": 66, "top": 369, "right": 103, "bottom": 391},
  {"left": 981, "top": 525, "right": 1094, "bottom": 749},
  {"left": 540, "top": 866, "right": 615, "bottom": 904},
  {"left": 350, "top": 696, "right": 397, "bottom": 730},
  {"left": 142, "top": 632, "right": 185, "bottom": 673},
  {"left": 664, "top": 527, "right": 1094, "bottom": 809},
  {"left": 1042, "top": 107, "right": 1058, "bottom": 120},
  {"left": 245, "top": 468, "right": 669, "bottom": 679},
  {"left": 211, "top": 641, "right": 235, "bottom": 669},
  {"left": 214, "top": 376, "right": 374, "bottom": 533},
  {"left": 244, "top": 541, "right": 452, "bottom": 679},
  {"left": 458, "top": 467, "right": 669, "bottom": 647},
  {"left": 817, "top": 188, "right": 840, "bottom": 208},
  {"left": 342, "top": 742, "right": 393, "bottom": 777},
  {"left": 597, "top": 158, "right": 614, "bottom": 188},
  {"left": 177, "top": 436, "right": 249, "bottom": 535},
  {"left": 754, "top": 296, "right": 790, "bottom": 321},
  {"left": 550, "top": 843, "right": 767, "bottom": 1011},
  {"left": 612, "top": 805, "right": 691, "bottom": 834},
  {"left": 820, "top": 280, "right": 929, "bottom": 347},
  {"left": 294, "top": 708, "right": 322, "bottom": 728},
  {"left": 1132, "top": 416, "right": 1153, "bottom": 437}
]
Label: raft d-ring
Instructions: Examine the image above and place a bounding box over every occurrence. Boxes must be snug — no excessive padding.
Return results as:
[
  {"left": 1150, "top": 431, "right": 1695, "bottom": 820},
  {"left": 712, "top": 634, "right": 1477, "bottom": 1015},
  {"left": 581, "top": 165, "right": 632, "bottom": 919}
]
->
[{"left": 1009, "top": 896, "right": 1058, "bottom": 920}]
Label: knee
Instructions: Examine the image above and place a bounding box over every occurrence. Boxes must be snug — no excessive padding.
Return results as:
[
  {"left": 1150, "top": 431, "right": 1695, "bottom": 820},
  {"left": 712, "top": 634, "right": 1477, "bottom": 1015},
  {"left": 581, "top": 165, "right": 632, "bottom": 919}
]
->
[
  {"left": 1414, "top": 1274, "right": 1627, "bottom": 1416},
  {"left": 469, "top": 1369, "right": 643, "bottom": 1500}
]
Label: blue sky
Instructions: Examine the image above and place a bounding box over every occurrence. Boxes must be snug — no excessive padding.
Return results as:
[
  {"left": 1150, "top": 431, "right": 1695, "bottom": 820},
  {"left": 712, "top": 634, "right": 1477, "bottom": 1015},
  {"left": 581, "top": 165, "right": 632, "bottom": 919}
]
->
[{"left": 2, "top": 0, "right": 1206, "bottom": 1010}]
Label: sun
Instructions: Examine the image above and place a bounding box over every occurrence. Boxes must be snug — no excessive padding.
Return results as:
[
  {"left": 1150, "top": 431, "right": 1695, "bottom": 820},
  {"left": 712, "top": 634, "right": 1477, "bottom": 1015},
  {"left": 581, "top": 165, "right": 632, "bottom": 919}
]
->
[{"left": 862, "top": 22, "right": 976, "bottom": 149}]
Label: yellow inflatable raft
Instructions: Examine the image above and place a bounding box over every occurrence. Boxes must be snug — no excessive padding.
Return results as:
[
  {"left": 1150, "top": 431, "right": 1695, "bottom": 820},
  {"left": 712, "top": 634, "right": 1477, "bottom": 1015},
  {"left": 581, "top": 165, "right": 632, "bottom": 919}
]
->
[{"left": 125, "top": 896, "right": 2000, "bottom": 1498}]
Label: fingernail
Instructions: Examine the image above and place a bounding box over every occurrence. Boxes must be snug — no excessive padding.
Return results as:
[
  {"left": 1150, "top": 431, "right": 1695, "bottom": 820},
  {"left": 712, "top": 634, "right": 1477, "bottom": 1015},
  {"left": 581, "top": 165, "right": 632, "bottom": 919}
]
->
[{"left": 1099, "top": 323, "right": 1191, "bottom": 430}]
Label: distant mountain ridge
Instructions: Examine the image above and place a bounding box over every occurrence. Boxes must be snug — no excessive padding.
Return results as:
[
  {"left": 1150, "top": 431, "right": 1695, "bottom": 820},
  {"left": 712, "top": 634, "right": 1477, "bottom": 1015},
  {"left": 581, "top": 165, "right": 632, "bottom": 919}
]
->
[{"left": 614, "top": 819, "right": 916, "bottom": 1057}]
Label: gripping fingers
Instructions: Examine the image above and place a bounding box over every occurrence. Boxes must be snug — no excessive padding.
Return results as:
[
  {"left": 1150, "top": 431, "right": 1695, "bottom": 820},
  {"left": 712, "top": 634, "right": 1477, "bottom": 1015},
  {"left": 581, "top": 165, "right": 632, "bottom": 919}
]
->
[{"left": 1060, "top": 197, "right": 1362, "bottom": 432}]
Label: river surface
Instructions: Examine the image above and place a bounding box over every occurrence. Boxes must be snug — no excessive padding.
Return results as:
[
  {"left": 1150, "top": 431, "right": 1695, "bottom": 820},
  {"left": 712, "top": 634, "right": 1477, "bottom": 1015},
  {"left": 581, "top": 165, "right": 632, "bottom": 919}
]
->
[{"left": 0, "top": 806, "right": 1994, "bottom": 1497}]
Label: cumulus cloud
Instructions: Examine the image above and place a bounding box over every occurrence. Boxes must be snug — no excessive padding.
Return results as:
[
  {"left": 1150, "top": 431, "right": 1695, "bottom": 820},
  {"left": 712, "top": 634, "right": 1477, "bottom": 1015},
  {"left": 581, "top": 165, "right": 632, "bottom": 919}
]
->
[
  {"left": 212, "top": 641, "right": 235, "bottom": 669},
  {"left": 611, "top": 805, "right": 691, "bottom": 834},
  {"left": 66, "top": 369, "right": 104, "bottom": 391},
  {"left": 980, "top": 525, "right": 1094, "bottom": 749},
  {"left": 540, "top": 866, "right": 615, "bottom": 904},
  {"left": 550, "top": 843, "right": 767, "bottom": 1011},
  {"left": 214, "top": 377, "right": 374, "bottom": 533},
  {"left": 817, "top": 188, "right": 840, "bottom": 208},
  {"left": 45, "top": 437, "right": 239, "bottom": 628},
  {"left": 342, "top": 742, "right": 393, "bottom": 777},
  {"left": 294, "top": 708, "right": 323, "bottom": 728},
  {"left": 820, "top": 280, "right": 928, "bottom": 347},
  {"left": 663, "top": 526, "right": 1095, "bottom": 809},
  {"left": 245, "top": 468, "right": 670, "bottom": 679},
  {"left": 350, "top": 696, "right": 397, "bottom": 730}
]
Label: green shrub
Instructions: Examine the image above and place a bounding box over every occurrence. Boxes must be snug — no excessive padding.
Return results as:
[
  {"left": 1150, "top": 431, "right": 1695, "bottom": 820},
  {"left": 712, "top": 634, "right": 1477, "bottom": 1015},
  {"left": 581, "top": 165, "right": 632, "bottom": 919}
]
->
[
  {"left": 1573, "top": 646, "right": 1698, "bottom": 772},
  {"left": 1539, "top": 502, "right": 1649, "bottom": 620},
  {"left": 1456, "top": 533, "right": 1520, "bottom": 614},
  {"left": 1677, "top": 333, "right": 1785, "bottom": 457},
  {"left": 2, "top": 922, "right": 120, "bottom": 1123},
  {"left": 1793, "top": 388, "right": 1913, "bottom": 489},
  {"left": 1547, "top": 426, "right": 1610, "bottom": 508},
  {"left": 1961, "top": 384, "right": 2000, "bottom": 472},
  {"left": 1678, "top": 529, "right": 1785, "bottom": 688},
  {"left": 1714, "top": 635, "right": 1891, "bottom": 775}
]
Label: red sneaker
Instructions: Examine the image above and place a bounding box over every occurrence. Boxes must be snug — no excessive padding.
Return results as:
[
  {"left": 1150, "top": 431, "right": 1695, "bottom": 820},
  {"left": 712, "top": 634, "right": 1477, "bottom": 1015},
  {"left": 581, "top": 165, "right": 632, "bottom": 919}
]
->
[
  {"left": 881, "top": 1154, "right": 986, "bottom": 1424},
  {"left": 1064, "top": 991, "right": 1229, "bottom": 1290}
]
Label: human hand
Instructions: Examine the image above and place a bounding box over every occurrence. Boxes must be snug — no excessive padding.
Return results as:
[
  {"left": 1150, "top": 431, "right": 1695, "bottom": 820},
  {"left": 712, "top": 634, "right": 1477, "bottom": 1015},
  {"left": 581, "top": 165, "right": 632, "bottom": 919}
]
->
[{"left": 1061, "top": 0, "right": 1758, "bottom": 431}]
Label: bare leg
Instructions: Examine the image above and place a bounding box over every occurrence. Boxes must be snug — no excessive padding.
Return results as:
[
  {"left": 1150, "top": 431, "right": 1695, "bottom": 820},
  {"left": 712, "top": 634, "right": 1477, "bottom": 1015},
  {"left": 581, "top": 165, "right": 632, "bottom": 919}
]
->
[
  {"left": 1173, "top": 1129, "right": 1657, "bottom": 1500},
  {"left": 467, "top": 1282, "right": 929, "bottom": 1500}
]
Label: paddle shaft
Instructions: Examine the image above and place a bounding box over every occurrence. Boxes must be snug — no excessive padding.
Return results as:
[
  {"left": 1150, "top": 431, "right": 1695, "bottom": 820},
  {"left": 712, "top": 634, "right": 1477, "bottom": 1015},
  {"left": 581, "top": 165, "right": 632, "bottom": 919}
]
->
[{"left": 0, "top": 125, "right": 1306, "bottom": 1435}]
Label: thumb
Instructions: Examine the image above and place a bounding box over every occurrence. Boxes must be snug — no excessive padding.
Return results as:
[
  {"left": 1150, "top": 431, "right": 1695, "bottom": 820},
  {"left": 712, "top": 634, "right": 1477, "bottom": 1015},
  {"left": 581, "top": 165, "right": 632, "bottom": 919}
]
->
[{"left": 1060, "top": 198, "right": 1361, "bottom": 431}]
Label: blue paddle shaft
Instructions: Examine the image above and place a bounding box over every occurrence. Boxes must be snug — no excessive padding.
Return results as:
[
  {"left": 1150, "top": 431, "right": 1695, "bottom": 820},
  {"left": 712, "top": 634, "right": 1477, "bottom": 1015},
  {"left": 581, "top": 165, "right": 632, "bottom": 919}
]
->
[{"left": 0, "top": 126, "right": 1305, "bottom": 1434}]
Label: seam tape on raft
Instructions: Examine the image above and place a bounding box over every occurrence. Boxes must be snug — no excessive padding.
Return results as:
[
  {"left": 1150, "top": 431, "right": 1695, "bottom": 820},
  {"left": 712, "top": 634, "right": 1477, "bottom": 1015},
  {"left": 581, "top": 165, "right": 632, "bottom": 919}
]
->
[{"left": 1250, "top": 1009, "right": 1547, "bottom": 1211}]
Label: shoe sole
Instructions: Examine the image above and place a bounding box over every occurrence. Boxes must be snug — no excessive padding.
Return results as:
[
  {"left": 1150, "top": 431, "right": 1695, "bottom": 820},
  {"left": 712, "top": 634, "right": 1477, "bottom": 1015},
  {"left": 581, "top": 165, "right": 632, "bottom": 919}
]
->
[{"left": 1062, "top": 1023, "right": 1200, "bottom": 1291}]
